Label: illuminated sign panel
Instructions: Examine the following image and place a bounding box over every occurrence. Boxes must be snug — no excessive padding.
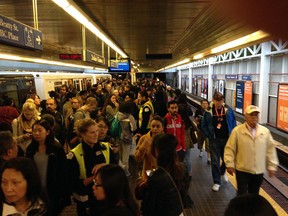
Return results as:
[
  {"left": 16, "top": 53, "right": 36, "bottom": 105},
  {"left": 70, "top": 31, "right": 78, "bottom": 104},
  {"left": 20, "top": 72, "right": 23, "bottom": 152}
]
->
[{"left": 59, "top": 54, "right": 82, "bottom": 60}]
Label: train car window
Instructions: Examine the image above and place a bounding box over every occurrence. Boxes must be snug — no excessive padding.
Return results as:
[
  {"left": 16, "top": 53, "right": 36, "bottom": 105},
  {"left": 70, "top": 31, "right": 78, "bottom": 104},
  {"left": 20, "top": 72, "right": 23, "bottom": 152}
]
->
[
  {"left": 74, "top": 80, "right": 80, "bottom": 91},
  {"left": 0, "top": 75, "right": 35, "bottom": 108}
]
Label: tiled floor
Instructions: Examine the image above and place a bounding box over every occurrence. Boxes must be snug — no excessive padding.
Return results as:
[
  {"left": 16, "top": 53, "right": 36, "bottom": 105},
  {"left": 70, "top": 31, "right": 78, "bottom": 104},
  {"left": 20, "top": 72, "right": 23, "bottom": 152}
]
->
[
  {"left": 60, "top": 147, "right": 286, "bottom": 216},
  {"left": 60, "top": 148, "right": 237, "bottom": 216},
  {"left": 186, "top": 148, "right": 236, "bottom": 216}
]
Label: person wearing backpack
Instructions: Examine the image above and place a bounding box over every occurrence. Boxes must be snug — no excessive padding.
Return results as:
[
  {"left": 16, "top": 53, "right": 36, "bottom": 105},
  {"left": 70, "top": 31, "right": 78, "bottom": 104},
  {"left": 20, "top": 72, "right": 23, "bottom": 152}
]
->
[{"left": 117, "top": 101, "right": 137, "bottom": 177}]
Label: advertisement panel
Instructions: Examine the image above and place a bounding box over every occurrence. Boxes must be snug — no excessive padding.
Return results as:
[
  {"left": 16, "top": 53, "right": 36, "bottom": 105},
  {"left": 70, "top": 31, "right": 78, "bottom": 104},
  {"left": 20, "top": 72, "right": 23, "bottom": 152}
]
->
[
  {"left": 201, "top": 79, "right": 208, "bottom": 99},
  {"left": 277, "top": 83, "right": 288, "bottom": 132},
  {"left": 236, "top": 81, "right": 244, "bottom": 113},
  {"left": 243, "top": 81, "right": 253, "bottom": 112},
  {"left": 192, "top": 78, "right": 197, "bottom": 95},
  {"left": 185, "top": 77, "right": 189, "bottom": 92},
  {"left": 219, "top": 80, "right": 225, "bottom": 95}
]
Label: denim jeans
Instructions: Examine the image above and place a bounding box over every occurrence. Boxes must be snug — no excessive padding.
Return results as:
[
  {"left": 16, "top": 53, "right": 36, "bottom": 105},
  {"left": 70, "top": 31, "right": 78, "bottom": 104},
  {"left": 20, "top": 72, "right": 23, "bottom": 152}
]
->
[
  {"left": 184, "top": 148, "right": 193, "bottom": 175},
  {"left": 209, "top": 138, "right": 227, "bottom": 184}
]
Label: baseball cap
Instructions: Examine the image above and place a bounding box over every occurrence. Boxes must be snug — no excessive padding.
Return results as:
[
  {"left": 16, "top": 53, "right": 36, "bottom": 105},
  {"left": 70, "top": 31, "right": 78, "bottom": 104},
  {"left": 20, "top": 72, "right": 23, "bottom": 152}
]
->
[
  {"left": 245, "top": 105, "right": 260, "bottom": 114},
  {"left": 213, "top": 92, "right": 224, "bottom": 101}
]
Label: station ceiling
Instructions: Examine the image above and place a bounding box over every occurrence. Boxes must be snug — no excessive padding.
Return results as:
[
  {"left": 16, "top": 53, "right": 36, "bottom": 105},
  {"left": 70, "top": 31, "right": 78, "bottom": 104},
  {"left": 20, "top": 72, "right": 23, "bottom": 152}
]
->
[{"left": 1, "top": 0, "right": 287, "bottom": 72}]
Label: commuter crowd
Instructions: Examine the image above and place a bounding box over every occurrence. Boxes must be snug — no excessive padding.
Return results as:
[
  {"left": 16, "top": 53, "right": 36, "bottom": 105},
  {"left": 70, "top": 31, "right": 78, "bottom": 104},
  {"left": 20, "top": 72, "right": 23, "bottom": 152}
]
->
[{"left": 0, "top": 77, "right": 279, "bottom": 216}]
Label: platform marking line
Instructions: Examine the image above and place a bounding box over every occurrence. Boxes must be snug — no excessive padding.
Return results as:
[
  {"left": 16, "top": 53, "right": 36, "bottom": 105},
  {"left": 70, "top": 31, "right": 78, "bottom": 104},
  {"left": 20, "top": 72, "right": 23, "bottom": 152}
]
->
[{"left": 227, "top": 172, "right": 287, "bottom": 216}]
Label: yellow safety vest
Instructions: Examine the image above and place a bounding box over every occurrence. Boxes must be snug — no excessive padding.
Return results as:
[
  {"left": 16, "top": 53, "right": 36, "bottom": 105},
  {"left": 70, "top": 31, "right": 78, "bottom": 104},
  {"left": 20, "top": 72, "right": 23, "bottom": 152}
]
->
[
  {"left": 139, "top": 100, "right": 154, "bottom": 129},
  {"left": 71, "top": 142, "right": 110, "bottom": 179}
]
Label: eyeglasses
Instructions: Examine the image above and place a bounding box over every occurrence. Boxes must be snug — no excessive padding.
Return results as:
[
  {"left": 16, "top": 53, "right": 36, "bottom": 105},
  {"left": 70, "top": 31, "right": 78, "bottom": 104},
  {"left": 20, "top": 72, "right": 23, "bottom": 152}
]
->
[{"left": 93, "top": 179, "right": 103, "bottom": 188}]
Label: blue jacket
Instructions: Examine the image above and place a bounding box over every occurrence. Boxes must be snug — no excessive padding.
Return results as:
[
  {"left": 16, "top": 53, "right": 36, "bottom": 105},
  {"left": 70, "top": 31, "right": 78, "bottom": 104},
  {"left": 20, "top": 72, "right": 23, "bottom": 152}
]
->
[{"left": 201, "top": 106, "right": 236, "bottom": 139}]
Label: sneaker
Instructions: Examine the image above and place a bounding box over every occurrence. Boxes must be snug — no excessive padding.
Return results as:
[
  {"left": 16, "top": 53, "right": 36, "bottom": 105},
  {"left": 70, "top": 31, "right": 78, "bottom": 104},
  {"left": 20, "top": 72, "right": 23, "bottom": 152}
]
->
[
  {"left": 212, "top": 184, "right": 220, "bottom": 192},
  {"left": 199, "top": 151, "right": 203, "bottom": 157},
  {"left": 222, "top": 173, "right": 229, "bottom": 182}
]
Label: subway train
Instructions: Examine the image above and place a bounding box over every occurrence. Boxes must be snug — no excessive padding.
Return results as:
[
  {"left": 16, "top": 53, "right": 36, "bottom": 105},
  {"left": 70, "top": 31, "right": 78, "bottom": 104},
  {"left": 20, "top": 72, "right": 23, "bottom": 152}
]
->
[{"left": 0, "top": 72, "right": 112, "bottom": 107}]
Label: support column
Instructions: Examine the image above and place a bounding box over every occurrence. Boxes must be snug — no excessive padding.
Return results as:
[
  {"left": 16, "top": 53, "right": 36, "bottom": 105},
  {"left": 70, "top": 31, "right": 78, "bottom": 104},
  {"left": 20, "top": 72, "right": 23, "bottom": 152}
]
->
[
  {"left": 208, "top": 58, "right": 214, "bottom": 101},
  {"left": 82, "top": 25, "right": 86, "bottom": 61},
  {"left": 189, "top": 68, "right": 192, "bottom": 93},
  {"left": 178, "top": 69, "right": 182, "bottom": 89},
  {"left": 258, "top": 42, "right": 271, "bottom": 124},
  {"left": 32, "top": 0, "right": 39, "bottom": 29}
]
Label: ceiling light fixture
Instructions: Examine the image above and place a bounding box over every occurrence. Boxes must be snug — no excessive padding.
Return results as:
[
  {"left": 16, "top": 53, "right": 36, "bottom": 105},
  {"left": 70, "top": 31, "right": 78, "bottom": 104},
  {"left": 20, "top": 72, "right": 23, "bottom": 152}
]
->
[
  {"left": 52, "top": 0, "right": 128, "bottom": 58},
  {"left": 211, "top": 30, "right": 269, "bottom": 54},
  {"left": 156, "top": 58, "right": 190, "bottom": 72},
  {"left": 0, "top": 53, "right": 100, "bottom": 69},
  {"left": 193, "top": 53, "right": 204, "bottom": 60},
  {"left": 165, "top": 58, "right": 190, "bottom": 69}
]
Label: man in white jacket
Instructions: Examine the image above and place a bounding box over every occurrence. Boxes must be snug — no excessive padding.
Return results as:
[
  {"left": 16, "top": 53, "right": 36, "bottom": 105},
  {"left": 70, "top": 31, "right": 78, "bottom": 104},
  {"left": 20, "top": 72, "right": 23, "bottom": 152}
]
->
[{"left": 224, "top": 105, "right": 279, "bottom": 196}]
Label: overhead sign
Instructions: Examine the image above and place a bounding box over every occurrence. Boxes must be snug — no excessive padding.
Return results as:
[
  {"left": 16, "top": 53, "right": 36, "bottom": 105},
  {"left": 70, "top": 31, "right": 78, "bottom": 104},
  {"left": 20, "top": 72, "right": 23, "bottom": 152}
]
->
[
  {"left": 59, "top": 54, "right": 82, "bottom": 60},
  {"left": 242, "top": 75, "right": 251, "bottom": 81},
  {"left": 277, "top": 83, "right": 288, "bottom": 133},
  {"left": 225, "top": 75, "right": 238, "bottom": 79},
  {"left": 86, "top": 50, "right": 105, "bottom": 65},
  {"left": 195, "top": 75, "right": 203, "bottom": 78},
  {"left": 0, "top": 14, "right": 43, "bottom": 50}
]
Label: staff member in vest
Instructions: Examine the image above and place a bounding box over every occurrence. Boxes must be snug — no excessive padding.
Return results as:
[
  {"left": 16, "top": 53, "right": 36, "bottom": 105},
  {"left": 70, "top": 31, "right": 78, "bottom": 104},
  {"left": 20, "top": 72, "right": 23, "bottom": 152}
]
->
[
  {"left": 138, "top": 91, "right": 154, "bottom": 135},
  {"left": 67, "top": 118, "right": 117, "bottom": 216}
]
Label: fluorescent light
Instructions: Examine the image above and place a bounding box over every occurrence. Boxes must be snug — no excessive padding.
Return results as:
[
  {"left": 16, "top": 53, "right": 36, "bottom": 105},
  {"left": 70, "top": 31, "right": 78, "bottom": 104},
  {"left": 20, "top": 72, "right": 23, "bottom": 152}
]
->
[
  {"left": 193, "top": 53, "right": 204, "bottom": 60},
  {"left": 0, "top": 53, "right": 94, "bottom": 69},
  {"left": 0, "top": 54, "right": 22, "bottom": 61},
  {"left": 211, "top": 30, "right": 269, "bottom": 54},
  {"left": 52, "top": 0, "right": 128, "bottom": 58},
  {"left": 156, "top": 58, "right": 190, "bottom": 72},
  {"left": 165, "top": 58, "right": 190, "bottom": 69}
]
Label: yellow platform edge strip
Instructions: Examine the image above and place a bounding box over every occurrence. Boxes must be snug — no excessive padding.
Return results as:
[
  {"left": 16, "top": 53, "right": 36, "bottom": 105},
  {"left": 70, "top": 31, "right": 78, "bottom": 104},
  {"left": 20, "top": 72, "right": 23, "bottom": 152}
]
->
[{"left": 227, "top": 173, "right": 287, "bottom": 216}]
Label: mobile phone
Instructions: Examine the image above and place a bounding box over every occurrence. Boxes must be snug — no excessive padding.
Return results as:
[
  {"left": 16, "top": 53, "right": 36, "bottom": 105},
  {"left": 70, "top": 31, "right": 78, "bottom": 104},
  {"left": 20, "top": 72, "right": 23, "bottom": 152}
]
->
[{"left": 146, "top": 170, "right": 152, "bottom": 176}]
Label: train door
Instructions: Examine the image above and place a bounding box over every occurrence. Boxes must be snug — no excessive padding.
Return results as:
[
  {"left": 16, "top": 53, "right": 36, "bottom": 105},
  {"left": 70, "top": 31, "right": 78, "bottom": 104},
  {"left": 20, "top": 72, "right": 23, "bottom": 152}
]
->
[
  {"left": 54, "top": 81, "right": 63, "bottom": 93},
  {"left": 73, "top": 79, "right": 81, "bottom": 91}
]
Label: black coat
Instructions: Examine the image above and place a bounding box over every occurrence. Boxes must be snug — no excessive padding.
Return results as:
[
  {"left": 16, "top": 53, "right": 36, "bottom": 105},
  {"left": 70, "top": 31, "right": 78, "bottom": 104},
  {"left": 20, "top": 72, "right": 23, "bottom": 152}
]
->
[
  {"left": 26, "top": 141, "right": 70, "bottom": 215},
  {"left": 141, "top": 168, "right": 183, "bottom": 216}
]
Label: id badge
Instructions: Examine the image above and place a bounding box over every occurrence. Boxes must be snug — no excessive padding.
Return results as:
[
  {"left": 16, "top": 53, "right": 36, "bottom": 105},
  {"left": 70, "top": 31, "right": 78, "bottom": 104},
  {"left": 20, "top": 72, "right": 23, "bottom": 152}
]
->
[{"left": 217, "top": 123, "right": 222, "bottom": 129}]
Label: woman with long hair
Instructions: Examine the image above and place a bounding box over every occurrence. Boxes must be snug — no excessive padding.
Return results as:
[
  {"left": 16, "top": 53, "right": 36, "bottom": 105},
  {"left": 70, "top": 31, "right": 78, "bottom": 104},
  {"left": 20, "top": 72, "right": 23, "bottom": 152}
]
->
[
  {"left": 0, "top": 157, "right": 48, "bottom": 215},
  {"left": 26, "top": 119, "right": 70, "bottom": 215},
  {"left": 135, "top": 116, "right": 164, "bottom": 181},
  {"left": 93, "top": 164, "right": 139, "bottom": 216},
  {"left": 141, "top": 134, "right": 190, "bottom": 216},
  {"left": 102, "top": 94, "right": 119, "bottom": 121},
  {"left": 12, "top": 101, "right": 40, "bottom": 153}
]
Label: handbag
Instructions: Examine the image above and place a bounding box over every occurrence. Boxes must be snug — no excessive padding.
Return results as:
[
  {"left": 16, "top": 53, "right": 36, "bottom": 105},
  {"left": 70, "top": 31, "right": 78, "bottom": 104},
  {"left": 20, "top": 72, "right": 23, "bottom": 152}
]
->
[{"left": 158, "top": 167, "right": 188, "bottom": 216}]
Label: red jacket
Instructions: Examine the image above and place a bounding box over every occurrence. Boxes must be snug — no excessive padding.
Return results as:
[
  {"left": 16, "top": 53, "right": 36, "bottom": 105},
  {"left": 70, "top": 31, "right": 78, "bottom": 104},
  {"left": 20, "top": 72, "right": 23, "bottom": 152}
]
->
[
  {"left": 164, "top": 113, "right": 185, "bottom": 151},
  {"left": 0, "top": 106, "right": 19, "bottom": 126}
]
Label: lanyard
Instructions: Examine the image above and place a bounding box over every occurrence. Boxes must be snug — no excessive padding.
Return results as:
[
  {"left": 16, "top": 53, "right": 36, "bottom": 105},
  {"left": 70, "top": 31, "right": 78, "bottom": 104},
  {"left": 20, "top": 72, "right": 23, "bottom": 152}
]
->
[{"left": 215, "top": 106, "right": 224, "bottom": 117}]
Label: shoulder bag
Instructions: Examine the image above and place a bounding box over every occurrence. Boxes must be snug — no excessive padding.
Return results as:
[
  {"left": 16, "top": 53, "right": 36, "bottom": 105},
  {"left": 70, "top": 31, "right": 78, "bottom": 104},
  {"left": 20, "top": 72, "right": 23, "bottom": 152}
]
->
[{"left": 158, "top": 166, "right": 188, "bottom": 216}]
